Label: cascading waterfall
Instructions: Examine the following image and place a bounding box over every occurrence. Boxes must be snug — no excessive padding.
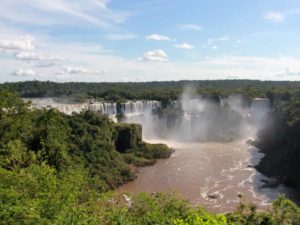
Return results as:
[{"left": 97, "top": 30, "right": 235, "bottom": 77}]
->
[
  {"left": 25, "top": 95, "right": 270, "bottom": 142},
  {"left": 120, "top": 100, "right": 161, "bottom": 115},
  {"left": 25, "top": 98, "right": 161, "bottom": 118},
  {"left": 122, "top": 94, "right": 271, "bottom": 142},
  {"left": 250, "top": 98, "right": 271, "bottom": 126}
]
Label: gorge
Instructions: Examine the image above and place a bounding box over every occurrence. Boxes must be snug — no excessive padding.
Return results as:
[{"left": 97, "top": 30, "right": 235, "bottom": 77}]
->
[{"left": 25, "top": 89, "right": 299, "bottom": 212}]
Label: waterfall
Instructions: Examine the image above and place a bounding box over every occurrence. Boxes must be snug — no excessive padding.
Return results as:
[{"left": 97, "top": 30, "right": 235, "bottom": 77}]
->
[
  {"left": 121, "top": 100, "right": 161, "bottom": 115},
  {"left": 250, "top": 98, "right": 270, "bottom": 127},
  {"left": 121, "top": 96, "right": 271, "bottom": 141},
  {"left": 24, "top": 96, "right": 270, "bottom": 142},
  {"left": 25, "top": 98, "right": 161, "bottom": 117}
]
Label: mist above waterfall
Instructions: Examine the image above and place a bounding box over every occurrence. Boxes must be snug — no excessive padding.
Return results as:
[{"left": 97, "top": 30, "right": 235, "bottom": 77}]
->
[
  {"left": 123, "top": 87, "right": 270, "bottom": 142},
  {"left": 25, "top": 89, "right": 270, "bottom": 143}
]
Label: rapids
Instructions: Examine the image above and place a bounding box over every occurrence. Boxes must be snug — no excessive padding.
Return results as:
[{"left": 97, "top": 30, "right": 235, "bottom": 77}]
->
[{"left": 118, "top": 139, "right": 297, "bottom": 212}]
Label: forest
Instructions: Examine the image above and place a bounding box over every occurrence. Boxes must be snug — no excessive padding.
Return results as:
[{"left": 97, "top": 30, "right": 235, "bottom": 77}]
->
[{"left": 1, "top": 80, "right": 300, "bottom": 102}]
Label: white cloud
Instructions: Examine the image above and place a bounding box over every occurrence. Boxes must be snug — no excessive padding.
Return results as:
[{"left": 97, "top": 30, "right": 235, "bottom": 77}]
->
[
  {"left": 36, "top": 61, "right": 60, "bottom": 68},
  {"left": 58, "top": 66, "right": 106, "bottom": 75},
  {"left": 219, "top": 36, "right": 229, "bottom": 41},
  {"left": 1, "top": 27, "right": 300, "bottom": 82},
  {"left": 15, "top": 52, "right": 63, "bottom": 61},
  {"left": 14, "top": 52, "right": 63, "bottom": 67},
  {"left": 15, "top": 52, "right": 41, "bottom": 61},
  {"left": 104, "top": 33, "right": 137, "bottom": 40},
  {"left": 0, "top": 36, "right": 35, "bottom": 52},
  {"left": 61, "top": 66, "right": 88, "bottom": 74},
  {"left": 3, "top": 43, "right": 300, "bottom": 81},
  {"left": 12, "top": 68, "right": 36, "bottom": 76},
  {"left": 264, "top": 10, "right": 300, "bottom": 23},
  {"left": 141, "top": 49, "right": 168, "bottom": 62},
  {"left": 146, "top": 34, "right": 170, "bottom": 41},
  {"left": 175, "top": 43, "right": 194, "bottom": 50},
  {"left": 264, "top": 11, "right": 285, "bottom": 22},
  {"left": 179, "top": 24, "right": 203, "bottom": 31}
]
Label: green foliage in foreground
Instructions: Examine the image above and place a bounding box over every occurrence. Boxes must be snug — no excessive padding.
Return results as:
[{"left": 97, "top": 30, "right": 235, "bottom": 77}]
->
[
  {"left": 2, "top": 169, "right": 300, "bottom": 225},
  {"left": 1, "top": 90, "right": 300, "bottom": 224}
]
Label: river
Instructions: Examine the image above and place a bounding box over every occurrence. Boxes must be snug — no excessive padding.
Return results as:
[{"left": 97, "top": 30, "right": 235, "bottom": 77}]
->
[{"left": 118, "top": 138, "right": 298, "bottom": 213}]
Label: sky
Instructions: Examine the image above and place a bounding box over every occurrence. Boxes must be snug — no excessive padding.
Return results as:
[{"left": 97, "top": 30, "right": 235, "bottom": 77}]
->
[{"left": 1, "top": 0, "right": 300, "bottom": 82}]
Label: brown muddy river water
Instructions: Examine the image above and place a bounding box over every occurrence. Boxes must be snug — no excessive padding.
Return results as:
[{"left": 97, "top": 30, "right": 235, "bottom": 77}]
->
[{"left": 118, "top": 139, "right": 298, "bottom": 213}]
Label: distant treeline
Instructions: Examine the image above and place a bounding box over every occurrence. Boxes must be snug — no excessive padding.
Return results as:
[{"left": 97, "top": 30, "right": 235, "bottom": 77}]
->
[{"left": 1, "top": 80, "right": 300, "bottom": 102}]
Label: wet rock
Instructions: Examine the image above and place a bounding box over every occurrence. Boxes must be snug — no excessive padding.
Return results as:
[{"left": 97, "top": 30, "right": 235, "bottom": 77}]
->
[
  {"left": 246, "top": 138, "right": 256, "bottom": 145},
  {"left": 260, "top": 177, "right": 279, "bottom": 188},
  {"left": 207, "top": 194, "right": 219, "bottom": 199}
]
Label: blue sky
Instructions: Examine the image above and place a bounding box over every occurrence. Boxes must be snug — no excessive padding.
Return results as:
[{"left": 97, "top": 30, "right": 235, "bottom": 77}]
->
[{"left": 1, "top": 0, "right": 300, "bottom": 82}]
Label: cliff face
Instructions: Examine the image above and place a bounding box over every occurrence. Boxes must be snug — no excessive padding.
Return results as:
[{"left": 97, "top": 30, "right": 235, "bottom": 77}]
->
[
  {"left": 256, "top": 100, "right": 300, "bottom": 191},
  {"left": 113, "top": 123, "right": 173, "bottom": 166}
]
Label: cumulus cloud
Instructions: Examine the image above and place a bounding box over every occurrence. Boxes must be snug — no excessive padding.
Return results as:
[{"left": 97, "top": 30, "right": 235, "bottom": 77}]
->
[
  {"left": 15, "top": 52, "right": 41, "bottom": 61},
  {"left": 179, "top": 24, "right": 203, "bottom": 31},
  {"left": 264, "top": 11, "right": 285, "bottom": 22},
  {"left": 36, "top": 61, "right": 60, "bottom": 67},
  {"left": 58, "top": 66, "right": 107, "bottom": 75},
  {"left": 175, "top": 43, "right": 194, "bottom": 50},
  {"left": 15, "top": 52, "right": 63, "bottom": 67},
  {"left": 12, "top": 68, "right": 36, "bottom": 76},
  {"left": 141, "top": 49, "right": 168, "bottom": 62},
  {"left": 0, "top": 36, "right": 35, "bottom": 52},
  {"left": 146, "top": 34, "right": 170, "bottom": 41},
  {"left": 61, "top": 66, "right": 88, "bottom": 74},
  {"left": 2, "top": 24, "right": 300, "bottom": 82}
]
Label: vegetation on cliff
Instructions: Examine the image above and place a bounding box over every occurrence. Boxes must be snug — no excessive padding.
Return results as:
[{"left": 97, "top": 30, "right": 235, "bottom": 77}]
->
[
  {"left": 0, "top": 90, "right": 171, "bottom": 182},
  {"left": 113, "top": 123, "right": 173, "bottom": 166},
  {"left": 256, "top": 95, "right": 300, "bottom": 192}
]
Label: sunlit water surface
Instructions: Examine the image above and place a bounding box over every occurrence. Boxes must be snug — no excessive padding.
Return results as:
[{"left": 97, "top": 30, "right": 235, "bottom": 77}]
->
[{"left": 118, "top": 139, "right": 298, "bottom": 213}]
